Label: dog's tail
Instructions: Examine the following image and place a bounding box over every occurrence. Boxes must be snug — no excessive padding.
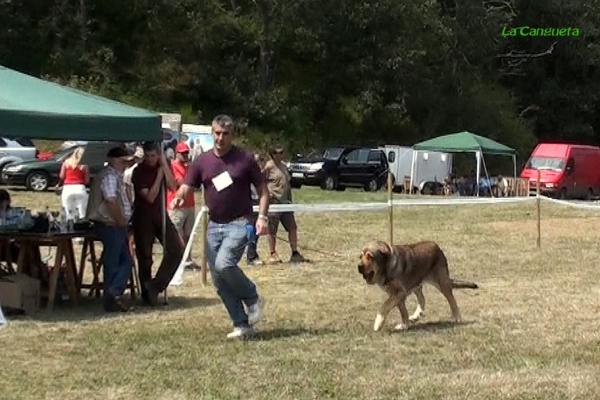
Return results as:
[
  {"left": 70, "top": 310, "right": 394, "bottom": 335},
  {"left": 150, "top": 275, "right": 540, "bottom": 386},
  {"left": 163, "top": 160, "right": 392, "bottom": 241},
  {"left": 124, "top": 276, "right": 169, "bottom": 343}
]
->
[{"left": 451, "top": 279, "right": 478, "bottom": 289}]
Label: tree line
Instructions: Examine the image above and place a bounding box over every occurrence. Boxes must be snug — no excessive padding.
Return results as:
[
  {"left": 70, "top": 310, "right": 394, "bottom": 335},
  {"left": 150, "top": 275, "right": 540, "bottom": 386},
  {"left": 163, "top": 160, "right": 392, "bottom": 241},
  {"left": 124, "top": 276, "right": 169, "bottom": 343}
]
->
[{"left": 1, "top": 0, "right": 599, "bottom": 169}]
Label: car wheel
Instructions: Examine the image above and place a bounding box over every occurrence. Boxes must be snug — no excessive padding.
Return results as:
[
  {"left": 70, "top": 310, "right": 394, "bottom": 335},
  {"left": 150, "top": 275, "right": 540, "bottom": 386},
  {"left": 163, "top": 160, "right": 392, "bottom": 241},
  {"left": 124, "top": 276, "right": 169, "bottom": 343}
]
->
[
  {"left": 558, "top": 187, "right": 567, "bottom": 200},
  {"left": 26, "top": 171, "right": 50, "bottom": 191},
  {"left": 291, "top": 181, "right": 302, "bottom": 189},
  {"left": 321, "top": 175, "right": 337, "bottom": 191},
  {"left": 365, "top": 178, "right": 379, "bottom": 192}
]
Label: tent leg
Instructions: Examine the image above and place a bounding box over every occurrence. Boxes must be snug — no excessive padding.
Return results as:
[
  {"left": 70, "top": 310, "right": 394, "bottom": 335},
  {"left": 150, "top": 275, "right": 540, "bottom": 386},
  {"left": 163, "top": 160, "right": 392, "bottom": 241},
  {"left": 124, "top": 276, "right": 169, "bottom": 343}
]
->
[
  {"left": 409, "top": 150, "right": 417, "bottom": 194},
  {"left": 513, "top": 154, "right": 516, "bottom": 196},
  {"left": 475, "top": 151, "right": 481, "bottom": 197}
]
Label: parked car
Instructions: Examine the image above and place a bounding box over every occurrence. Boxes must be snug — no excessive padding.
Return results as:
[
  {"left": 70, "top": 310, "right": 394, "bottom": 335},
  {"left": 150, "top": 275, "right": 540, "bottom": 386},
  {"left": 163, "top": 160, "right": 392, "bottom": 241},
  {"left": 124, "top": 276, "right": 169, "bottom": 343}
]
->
[
  {"left": 0, "top": 136, "right": 40, "bottom": 172},
  {"left": 2, "top": 145, "right": 105, "bottom": 192},
  {"left": 521, "top": 143, "right": 600, "bottom": 199},
  {"left": 288, "top": 146, "right": 389, "bottom": 191}
]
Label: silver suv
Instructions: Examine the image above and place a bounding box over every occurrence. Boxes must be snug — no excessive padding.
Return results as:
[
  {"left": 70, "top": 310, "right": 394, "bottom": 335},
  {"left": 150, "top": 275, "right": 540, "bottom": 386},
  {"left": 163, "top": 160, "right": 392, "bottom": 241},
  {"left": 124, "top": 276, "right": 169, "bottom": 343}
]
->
[{"left": 0, "top": 137, "right": 39, "bottom": 171}]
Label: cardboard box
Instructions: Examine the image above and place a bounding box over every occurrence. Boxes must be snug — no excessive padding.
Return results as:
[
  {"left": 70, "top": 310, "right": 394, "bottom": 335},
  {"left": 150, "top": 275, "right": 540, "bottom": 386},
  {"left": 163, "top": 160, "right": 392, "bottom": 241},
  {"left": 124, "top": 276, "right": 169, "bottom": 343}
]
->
[{"left": 0, "top": 273, "right": 40, "bottom": 314}]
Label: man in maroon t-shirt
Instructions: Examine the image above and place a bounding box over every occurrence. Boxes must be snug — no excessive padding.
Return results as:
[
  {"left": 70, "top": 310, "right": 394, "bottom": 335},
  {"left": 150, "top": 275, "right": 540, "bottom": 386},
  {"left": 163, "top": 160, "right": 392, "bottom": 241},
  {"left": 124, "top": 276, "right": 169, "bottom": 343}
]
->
[
  {"left": 171, "top": 114, "right": 270, "bottom": 339},
  {"left": 132, "top": 141, "right": 184, "bottom": 306}
]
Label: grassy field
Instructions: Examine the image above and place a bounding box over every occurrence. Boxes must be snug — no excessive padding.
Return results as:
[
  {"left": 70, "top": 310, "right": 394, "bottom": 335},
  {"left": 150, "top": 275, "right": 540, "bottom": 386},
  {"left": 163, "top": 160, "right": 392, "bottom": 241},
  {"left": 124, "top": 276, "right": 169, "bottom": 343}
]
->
[{"left": 1, "top": 186, "right": 599, "bottom": 400}]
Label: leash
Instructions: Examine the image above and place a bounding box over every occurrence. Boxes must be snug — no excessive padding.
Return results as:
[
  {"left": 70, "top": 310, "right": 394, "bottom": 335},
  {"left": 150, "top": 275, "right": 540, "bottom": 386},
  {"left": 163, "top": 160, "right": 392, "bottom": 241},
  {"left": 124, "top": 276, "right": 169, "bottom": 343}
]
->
[{"left": 273, "top": 234, "right": 347, "bottom": 260}]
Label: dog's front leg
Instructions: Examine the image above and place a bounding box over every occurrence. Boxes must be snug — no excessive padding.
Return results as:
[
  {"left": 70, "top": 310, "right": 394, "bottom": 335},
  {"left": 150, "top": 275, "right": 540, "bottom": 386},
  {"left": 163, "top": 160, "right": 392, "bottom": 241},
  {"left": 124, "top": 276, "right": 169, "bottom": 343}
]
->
[{"left": 374, "top": 295, "right": 397, "bottom": 331}]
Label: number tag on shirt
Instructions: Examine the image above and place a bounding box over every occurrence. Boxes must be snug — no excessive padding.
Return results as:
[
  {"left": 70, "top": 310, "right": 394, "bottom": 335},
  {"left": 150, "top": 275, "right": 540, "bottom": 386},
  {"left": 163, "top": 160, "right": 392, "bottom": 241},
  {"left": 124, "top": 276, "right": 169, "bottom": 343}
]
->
[{"left": 212, "top": 171, "right": 233, "bottom": 192}]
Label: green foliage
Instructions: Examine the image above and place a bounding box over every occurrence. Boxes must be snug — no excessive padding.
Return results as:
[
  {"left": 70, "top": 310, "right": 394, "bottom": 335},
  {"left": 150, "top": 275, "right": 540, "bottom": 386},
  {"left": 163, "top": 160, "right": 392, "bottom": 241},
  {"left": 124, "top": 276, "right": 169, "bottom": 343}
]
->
[{"left": 2, "top": 0, "right": 599, "bottom": 175}]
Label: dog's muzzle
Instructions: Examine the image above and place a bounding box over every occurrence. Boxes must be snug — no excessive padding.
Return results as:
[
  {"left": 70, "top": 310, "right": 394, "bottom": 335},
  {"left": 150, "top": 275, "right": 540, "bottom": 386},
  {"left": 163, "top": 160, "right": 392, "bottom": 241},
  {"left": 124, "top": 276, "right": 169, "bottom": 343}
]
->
[{"left": 358, "top": 263, "right": 364, "bottom": 274}]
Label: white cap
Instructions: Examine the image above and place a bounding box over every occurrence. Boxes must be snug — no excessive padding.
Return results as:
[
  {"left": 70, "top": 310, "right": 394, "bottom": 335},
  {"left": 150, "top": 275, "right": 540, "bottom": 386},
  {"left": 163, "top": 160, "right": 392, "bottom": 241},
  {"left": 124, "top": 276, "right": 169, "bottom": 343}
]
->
[{"left": 134, "top": 147, "right": 144, "bottom": 159}]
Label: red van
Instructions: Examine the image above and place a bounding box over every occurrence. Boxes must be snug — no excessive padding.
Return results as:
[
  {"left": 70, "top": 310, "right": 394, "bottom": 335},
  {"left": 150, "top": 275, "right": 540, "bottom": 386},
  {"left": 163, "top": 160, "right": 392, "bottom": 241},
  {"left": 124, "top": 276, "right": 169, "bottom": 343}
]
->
[{"left": 520, "top": 143, "right": 600, "bottom": 199}]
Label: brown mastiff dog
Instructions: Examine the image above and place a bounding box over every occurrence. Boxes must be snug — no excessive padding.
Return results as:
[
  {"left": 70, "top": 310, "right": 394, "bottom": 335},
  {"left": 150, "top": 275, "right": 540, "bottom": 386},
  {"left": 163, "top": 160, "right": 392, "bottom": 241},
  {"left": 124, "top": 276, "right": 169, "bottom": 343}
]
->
[{"left": 358, "top": 240, "right": 478, "bottom": 332}]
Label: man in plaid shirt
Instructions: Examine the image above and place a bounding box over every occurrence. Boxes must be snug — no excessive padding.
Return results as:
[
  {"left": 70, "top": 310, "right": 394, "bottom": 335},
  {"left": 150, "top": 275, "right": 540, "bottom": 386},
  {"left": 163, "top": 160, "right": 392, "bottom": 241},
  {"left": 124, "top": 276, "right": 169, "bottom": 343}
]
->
[{"left": 87, "top": 147, "right": 135, "bottom": 312}]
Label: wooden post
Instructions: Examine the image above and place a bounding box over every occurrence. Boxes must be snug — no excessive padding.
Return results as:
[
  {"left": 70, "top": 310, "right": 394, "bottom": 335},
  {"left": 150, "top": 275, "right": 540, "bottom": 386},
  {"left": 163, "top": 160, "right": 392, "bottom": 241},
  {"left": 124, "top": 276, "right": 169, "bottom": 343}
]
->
[
  {"left": 536, "top": 169, "right": 541, "bottom": 248},
  {"left": 388, "top": 172, "right": 394, "bottom": 246},
  {"left": 200, "top": 188, "right": 209, "bottom": 285}
]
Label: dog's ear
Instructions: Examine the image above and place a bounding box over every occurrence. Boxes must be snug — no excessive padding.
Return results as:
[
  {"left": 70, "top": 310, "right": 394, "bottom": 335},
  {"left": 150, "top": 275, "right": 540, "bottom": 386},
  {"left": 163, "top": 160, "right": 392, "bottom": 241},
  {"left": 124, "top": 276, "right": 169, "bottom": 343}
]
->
[
  {"left": 360, "top": 248, "right": 374, "bottom": 260},
  {"left": 372, "top": 244, "right": 390, "bottom": 280}
]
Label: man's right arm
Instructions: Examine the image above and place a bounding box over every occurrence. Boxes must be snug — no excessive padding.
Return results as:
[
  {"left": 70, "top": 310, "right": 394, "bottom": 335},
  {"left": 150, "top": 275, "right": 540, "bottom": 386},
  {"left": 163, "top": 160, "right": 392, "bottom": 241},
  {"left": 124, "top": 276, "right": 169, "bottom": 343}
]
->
[{"left": 172, "top": 162, "right": 200, "bottom": 206}]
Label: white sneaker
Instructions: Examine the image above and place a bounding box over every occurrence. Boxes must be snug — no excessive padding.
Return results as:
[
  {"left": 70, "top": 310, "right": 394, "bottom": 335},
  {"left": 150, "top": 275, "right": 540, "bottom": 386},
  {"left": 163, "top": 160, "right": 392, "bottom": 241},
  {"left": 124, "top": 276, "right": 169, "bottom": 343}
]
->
[
  {"left": 247, "top": 296, "right": 264, "bottom": 326},
  {"left": 226, "top": 326, "right": 257, "bottom": 339}
]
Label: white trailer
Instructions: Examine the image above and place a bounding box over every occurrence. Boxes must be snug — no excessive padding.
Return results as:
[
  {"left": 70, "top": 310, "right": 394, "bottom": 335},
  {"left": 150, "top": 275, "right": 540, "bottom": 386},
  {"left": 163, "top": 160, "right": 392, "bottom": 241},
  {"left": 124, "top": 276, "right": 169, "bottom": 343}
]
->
[{"left": 379, "top": 145, "right": 452, "bottom": 193}]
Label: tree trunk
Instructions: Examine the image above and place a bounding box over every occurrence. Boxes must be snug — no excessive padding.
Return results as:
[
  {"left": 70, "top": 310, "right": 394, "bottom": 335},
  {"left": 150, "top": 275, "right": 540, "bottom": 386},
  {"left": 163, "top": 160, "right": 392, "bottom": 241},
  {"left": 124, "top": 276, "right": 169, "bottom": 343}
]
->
[{"left": 256, "top": 0, "right": 272, "bottom": 92}]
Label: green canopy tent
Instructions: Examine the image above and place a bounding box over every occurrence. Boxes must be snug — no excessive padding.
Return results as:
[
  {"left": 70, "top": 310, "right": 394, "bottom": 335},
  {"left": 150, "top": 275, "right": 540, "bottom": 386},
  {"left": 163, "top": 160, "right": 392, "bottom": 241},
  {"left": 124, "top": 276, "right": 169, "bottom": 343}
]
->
[
  {"left": 0, "top": 66, "right": 168, "bottom": 264},
  {"left": 0, "top": 65, "right": 161, "bottom": 141},
  {"left": 410, "top": 131, "right": 517, "bottom": 196}
]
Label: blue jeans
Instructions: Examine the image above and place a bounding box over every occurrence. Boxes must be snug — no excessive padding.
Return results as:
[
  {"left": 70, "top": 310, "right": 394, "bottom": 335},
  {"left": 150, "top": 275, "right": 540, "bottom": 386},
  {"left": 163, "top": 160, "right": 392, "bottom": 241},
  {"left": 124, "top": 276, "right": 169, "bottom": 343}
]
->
[
  {"left": 246, "top": 230, "right": 260, "bottom": 262},
  {"left": 206, "top": 218, "right": 260, "bottom": 328},
  {"left": 95, "top": 223, "right": 133, "bottom": 307}
]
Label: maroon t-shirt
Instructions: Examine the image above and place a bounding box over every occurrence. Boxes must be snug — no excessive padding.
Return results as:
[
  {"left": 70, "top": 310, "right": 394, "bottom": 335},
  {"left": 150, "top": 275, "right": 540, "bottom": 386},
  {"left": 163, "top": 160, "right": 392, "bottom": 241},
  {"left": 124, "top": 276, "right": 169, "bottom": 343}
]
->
[
  {"left": 132, "top": 162, "right": 162, "bottom": 215},
  {"left": 185, "top": 147, "right": 265, "bottom": 223}
]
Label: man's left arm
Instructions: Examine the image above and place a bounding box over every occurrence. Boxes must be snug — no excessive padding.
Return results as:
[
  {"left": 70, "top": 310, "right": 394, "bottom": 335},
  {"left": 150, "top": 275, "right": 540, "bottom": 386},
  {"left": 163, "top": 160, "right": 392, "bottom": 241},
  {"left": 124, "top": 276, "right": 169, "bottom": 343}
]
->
[
  {"left": 161, "top": 157, "right": 178, "bottom": 190},
  {"left": 256, "top": 181, "right": 270, "bottom": 218},
  {"left": 249, "top": 157, "right": 269, "bottom": 229}
]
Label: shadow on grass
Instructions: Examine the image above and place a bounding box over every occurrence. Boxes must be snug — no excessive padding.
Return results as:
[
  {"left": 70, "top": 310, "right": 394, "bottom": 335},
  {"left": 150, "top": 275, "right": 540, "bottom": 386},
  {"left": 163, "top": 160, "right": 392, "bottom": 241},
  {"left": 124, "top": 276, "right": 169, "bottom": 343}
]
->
[
  {"left": 7, "top": 295, "right": 221, "bottom": 323},
  {"left": 256, "top": 326, "right": 337, "bottom": 341},
  {"left": 6, "top": 186, "right": 51, "bottom": 193},
  {"left": 404, "top": 319, "right": 476, "bottom": 333}
]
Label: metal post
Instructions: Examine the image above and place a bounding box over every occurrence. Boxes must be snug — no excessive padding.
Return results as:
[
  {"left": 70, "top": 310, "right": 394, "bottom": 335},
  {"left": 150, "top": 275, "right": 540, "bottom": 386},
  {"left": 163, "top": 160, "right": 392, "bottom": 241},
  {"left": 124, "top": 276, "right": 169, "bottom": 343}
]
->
[
  {"left": 387, "top": 172, "right": 393, "bottom": 245},
  {"left": 536, "top": 169, "right": 541, "bottom": 248}
]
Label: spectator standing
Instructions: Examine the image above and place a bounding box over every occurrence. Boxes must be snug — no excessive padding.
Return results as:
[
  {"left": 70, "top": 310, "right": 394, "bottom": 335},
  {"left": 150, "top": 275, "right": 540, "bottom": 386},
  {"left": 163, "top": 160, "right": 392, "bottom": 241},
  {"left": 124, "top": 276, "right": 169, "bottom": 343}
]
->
[
  {"left": 59, "top": 146, "right": 90, "bottom": 220},
  {"left": 86, "top": 147, "right": 135, "bottom": 312},
  {"left": 131, "top": 142, "right": 184, "bottom": 306},
  {"left": 264, "top": 145, "right": 306, "bottom": 264},
  {"left": 246, "top": 153, "right": 266, "bottom": 266},
  {"left": 167, "top": 142, "right": 199, "bottom": 270},
  {"left": 123, "top": 146, "right": 144, "bottom": 202}
]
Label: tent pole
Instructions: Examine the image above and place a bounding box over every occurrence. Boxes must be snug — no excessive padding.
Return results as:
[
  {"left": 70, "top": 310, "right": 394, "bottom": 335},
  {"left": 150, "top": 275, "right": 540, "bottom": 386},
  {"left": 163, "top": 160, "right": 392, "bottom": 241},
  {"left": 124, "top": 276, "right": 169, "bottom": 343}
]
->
[
  {"left": 475, "top": 151, "right": 481, "bottom": 197},
  {"left": 159, "top": 145, "right": 168, "bottom": 304},
  {"left": 481, "top": 154, "right": 492, "bottom": 197},
  {"left": 409, "top": 150, "right": 416, "bottom": 194}
]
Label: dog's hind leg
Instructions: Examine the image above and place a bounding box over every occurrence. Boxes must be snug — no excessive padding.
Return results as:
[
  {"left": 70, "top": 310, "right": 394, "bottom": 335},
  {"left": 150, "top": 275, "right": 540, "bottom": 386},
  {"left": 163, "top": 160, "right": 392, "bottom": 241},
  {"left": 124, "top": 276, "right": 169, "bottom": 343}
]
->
[
  {"left": 374, "top": 295, "right": 398, "bottom": 332},
  {"left": 438, "top": 283, "right": 462, "bottom": 323},
  {"left": 409, "top": 286, "right": 426, "bottom": 322}
]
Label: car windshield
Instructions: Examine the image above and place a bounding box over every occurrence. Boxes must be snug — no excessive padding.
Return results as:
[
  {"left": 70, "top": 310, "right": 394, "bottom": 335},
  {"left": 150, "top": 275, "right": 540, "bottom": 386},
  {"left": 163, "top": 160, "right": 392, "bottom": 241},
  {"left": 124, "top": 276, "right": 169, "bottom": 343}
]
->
[
  {"left": 53, "top": 147, "right": 77, "bottom": 161},
  {"left": 306, "top": 147, "right": 344, "bottom": 160},
  {"left": 526, "top": 156, "right": 565, "bottom": 171}
]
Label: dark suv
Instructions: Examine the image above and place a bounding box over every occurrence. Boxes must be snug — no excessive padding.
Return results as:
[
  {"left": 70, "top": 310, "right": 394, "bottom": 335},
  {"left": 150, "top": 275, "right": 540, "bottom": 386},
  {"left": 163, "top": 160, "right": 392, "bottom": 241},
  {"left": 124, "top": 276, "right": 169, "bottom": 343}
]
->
[{"left": 288, "top": 146, "right": 389, "bottom": 191}]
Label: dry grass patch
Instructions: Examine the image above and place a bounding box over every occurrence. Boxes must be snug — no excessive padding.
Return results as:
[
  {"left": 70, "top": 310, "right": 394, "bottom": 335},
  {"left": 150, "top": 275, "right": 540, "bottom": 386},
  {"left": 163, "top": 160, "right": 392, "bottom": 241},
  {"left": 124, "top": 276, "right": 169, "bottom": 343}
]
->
[
  {"left": 486, "top": 216, "right": 600, "bottom": 238},
  {"left": 1, "top": 189, "right": 599, "bottom": 399}
]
